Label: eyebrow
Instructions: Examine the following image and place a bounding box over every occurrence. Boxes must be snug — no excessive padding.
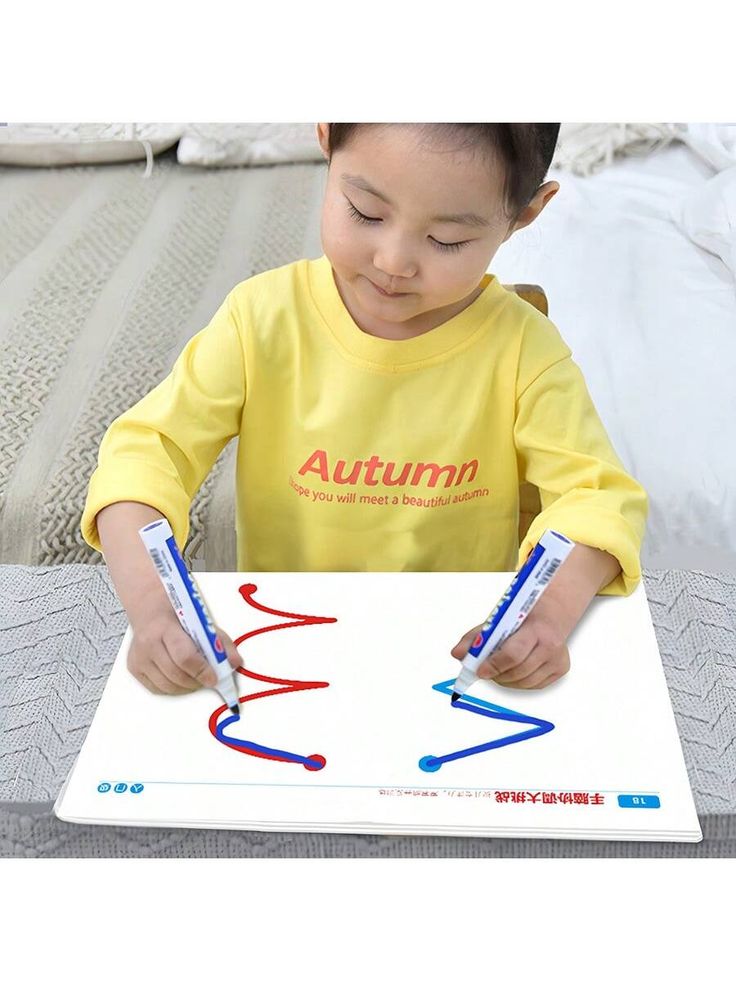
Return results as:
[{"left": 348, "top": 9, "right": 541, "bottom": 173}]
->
[{"left": 341, "top": 173, "right": 492, "bottom": 228}]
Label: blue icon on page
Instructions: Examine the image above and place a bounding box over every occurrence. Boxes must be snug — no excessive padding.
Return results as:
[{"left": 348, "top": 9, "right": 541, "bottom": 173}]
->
[
  {"left": 114, "top": 782, "right": 128, "bottom": 793},
  {"left": 617, "top": 794, "right": 660, "bottom": 809},
  {"left": 130, "top": 784, "right": 144, "bottom": 794},
  {"left": 97, "top": 782, "right": 111, "bottom": 793}
]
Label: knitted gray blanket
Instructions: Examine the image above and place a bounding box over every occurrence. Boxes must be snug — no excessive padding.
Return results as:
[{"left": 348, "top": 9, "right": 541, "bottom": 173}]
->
[
  {"left": 0, "top": 149, "right": 326, "bottom": 571},
  {"left": 1, "top": 563, "right": 734, "bottom": 857}
]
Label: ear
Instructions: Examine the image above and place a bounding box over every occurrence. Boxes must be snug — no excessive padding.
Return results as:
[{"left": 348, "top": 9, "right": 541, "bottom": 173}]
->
[
  {"left": 316, "top": 123, "right": 331, "bottom": 160},
  {"left": 503, "top": 180, "right": 559, "bottom": 241}
]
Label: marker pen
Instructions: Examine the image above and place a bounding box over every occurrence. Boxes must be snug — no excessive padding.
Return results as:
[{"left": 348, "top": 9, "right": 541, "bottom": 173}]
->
[
  {"left": 138, "top": 518, "right": 240, "bottom": 715},
  {"left": 451, "top": 529, "right": 575, "bottom": 703}
]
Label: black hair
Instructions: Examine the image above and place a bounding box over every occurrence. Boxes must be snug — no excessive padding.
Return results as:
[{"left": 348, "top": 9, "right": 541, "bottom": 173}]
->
[{"left": 325, "top": 123, "right": 561, "bottom": 220}]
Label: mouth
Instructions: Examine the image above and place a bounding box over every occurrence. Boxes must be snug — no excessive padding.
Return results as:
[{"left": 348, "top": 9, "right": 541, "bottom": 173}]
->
[{"left": 368, "top": 278, "right": 410, "bottom": 298}]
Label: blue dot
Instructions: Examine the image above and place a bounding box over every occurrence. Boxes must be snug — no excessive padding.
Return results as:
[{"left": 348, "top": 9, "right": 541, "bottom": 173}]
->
[
  {"left": 418, "top": 756, "right": 442, "bottom": 772},
  {"left": 114, "top": 782, "right": 128, "bottom": 793},
  {"left": 97, "top": 782, "right": 111, "bottom": 793}
]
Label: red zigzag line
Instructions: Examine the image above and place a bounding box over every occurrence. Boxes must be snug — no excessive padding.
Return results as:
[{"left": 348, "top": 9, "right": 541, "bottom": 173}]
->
[
  {"left": 232, "top": 583, "right": 337, "bottom": 688},
  {"left": 207, "top": 584, "right": 338, "bottom": 762}
]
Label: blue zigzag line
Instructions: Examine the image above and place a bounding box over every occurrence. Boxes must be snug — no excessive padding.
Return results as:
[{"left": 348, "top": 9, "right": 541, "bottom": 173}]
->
[{"left": 418, "top": 678, "right": 555, "bottom": 772}]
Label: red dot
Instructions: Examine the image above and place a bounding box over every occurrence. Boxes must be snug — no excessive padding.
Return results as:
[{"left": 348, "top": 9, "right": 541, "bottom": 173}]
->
[{"left": 304, "top": 754, "right": 326, "bottom": 771}]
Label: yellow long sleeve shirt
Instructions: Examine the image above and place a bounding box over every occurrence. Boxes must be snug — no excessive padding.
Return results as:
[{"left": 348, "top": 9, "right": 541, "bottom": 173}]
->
[{"left": 81, "top": 255, "right": 648, "bottom": 594}]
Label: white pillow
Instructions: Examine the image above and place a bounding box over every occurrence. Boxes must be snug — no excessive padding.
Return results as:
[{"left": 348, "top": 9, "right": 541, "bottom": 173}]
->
[
  {"left": 678, "top": 123, "right": 736, "bottom": 173},
  {"left": 553, "top": 123, "right": 736, "bottom": 177},
  {"left": 0, "top": 123, "right": 183, "bottom": 167},
  {"left": 552, "top": 123, "right": 684, "bottom": 175},
  {"left": 177, "top": 123, "right": 323, "bottom": 167},
  {"left": 673, "top": 164, "right": 736, "bottom": 278}
]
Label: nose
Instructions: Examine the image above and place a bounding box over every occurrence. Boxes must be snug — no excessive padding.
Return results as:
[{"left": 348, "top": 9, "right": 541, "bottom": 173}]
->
[{"left": 373, "top": 238, "right": 417, "bottom": 284}]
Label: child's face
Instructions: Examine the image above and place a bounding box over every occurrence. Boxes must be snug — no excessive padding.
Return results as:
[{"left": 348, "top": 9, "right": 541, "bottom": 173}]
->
[{"left": 318, "top": 124, "right": 523, "bottom": 338}]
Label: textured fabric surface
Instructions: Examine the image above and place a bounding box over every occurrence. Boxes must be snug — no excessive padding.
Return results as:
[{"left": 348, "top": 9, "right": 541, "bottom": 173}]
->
[
  {"left": 0, "top": 148, "right": 327, "bottom": 570},
  {"left": 0, "top": 563, "right": 733, "bottom": 857}
]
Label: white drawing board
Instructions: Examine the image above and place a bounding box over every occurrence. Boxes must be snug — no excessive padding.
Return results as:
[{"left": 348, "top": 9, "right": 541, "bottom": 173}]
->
[{"left": 55, "top": 573, "right": 702, "bottom": 841}]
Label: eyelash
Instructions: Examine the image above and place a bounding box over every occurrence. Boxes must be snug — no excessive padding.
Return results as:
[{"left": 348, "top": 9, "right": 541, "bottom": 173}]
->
[{"left": 345, "top": 201, "right": 470, "bottom": 253}]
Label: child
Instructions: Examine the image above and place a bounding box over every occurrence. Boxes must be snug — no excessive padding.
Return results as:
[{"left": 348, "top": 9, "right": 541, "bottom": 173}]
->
[{"left": 82, "top": 123, "right": 648, "bottom": 698}]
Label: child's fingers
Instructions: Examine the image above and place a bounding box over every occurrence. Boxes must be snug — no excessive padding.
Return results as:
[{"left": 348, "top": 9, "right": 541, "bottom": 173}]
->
[
  {"left": 495, "top": 646, "right": 570, "bottom": 689},
  {"left": 217, "top": 629, "right": 244, "bottom": 670},
  {"left": 140, "top": 661, "right": 195, "bottom": 696},
  {"left": 450, "top": 625, "right": 484, "bottom": 660},
  {"left": 135, "top": 671, "right": 160, "bottom": 695},
  {"left": 477, "top": 633, "right": 534, "bottom": 680},
  {"left": 526, "top": 668, "right": 566, "bottom": 690},
  {"left": 128, "top": 637, "right": 191, "bottom": 694},
  {"left": 490, "top": 647, "right": 546, "bottom": 684},
  {"left": 496, "top": 667, "right": 563, "bottom": 690},
  {"left": 163, "top": 626, "right": 217, "bottom": 688},
  {"left": 156, "top": 644, "right": 206, "bottom": 692}
]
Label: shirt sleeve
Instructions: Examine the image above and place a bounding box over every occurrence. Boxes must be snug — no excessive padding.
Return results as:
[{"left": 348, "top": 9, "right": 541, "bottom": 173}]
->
[
  {"left": 514, "top": 348, "right": 648, "bottom": 597},
  {"left": 81, "top": 290, "right": 247, "bottom": 554}
]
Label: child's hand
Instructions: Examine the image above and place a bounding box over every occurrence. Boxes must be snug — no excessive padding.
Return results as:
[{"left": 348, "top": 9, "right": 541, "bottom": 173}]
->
[
  {"left": 128, "top": 608, "right": 243, "bottom": 696},
  {"left": 450, "top": 606, "right": 570, "bottom": 690},
  {"left": 450, "top": 543, "right": 624, "bottom": 690}
]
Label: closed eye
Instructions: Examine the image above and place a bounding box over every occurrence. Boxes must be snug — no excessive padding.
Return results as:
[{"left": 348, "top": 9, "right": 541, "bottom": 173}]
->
[{"left": 345, "top": 200, "right": 471, "bottom": 253}]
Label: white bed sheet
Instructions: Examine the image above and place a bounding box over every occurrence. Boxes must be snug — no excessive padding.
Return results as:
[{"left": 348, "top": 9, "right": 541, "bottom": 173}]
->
[{"left": 490, "top": 144, "right": 736, "bottom": 572}]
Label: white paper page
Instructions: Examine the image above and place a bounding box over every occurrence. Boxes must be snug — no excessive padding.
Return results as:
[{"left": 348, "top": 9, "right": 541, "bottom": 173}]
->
[{"left": 55, "top": 573, "right": 701, "bottom": 841}]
